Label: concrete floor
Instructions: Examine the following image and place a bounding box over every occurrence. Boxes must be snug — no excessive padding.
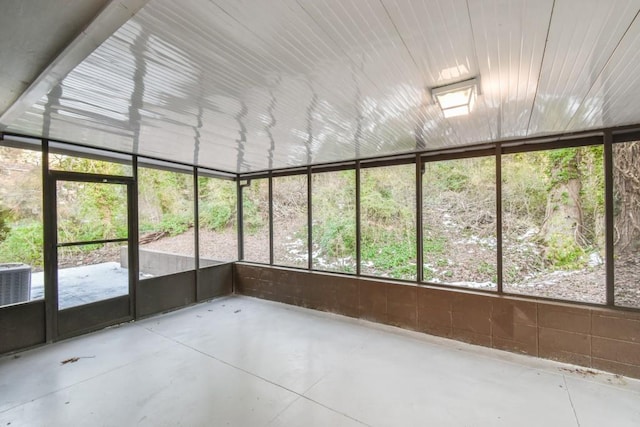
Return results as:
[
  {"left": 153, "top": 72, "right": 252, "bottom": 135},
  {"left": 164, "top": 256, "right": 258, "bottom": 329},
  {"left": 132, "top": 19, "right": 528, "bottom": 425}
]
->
[{"left": 1, "top": 296, "right": 639, "bottom": 426}]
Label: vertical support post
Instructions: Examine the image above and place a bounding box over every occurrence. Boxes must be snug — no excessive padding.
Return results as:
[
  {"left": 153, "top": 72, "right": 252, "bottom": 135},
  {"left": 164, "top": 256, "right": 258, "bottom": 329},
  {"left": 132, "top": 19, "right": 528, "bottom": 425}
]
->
[
  {"left": 496, "top": 144, "right": 503, "bottom": 293},
  {"left": 307, "top": 166, "right": 313, "bottom": 270},
  {"left": 355, "top": 161, "right": 361, "bottom": 276},
  {"left": 237, "top": 178, "right": 244, "bottom": 261},
  {"left": 129, "top": 156, "right": 139, "bottom": 319},
  {"left": 604, "top": 132, "right": 615, "bottom": 306},
  {"left": 416, "top": 154, "right": 424, "bottom": 283},
  {"left": 193, "top": 166, "right": 200, "bottom": 301},
  {"left": 268, "top": 173, "right": 274, "bottom": 265},
  {"left": 42, "top": 139, "right": 57, "bottom": 342}
]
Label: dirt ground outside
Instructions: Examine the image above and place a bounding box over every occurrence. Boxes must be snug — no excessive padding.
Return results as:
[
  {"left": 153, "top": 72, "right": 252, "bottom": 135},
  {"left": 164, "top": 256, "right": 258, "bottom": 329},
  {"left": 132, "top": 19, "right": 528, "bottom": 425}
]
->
[{"left": 59, "top": 220, "right": 640, "bottom": 309}]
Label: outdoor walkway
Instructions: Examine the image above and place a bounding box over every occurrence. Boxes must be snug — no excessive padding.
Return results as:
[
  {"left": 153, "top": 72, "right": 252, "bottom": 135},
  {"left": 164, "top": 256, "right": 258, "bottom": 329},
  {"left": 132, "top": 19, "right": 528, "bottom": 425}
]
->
[{"left": 1, "top": 296, "right": 639, "bottom": 426}]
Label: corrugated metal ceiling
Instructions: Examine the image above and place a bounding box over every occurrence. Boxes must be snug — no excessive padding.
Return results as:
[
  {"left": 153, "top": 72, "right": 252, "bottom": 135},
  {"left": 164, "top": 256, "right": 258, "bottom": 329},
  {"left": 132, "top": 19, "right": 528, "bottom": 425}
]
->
[
  {"left": 0, "top": 0, "right": 111, "bottom": 114},
  {"left": 3, "top": 0, "right": 640, "bottom": 173}
]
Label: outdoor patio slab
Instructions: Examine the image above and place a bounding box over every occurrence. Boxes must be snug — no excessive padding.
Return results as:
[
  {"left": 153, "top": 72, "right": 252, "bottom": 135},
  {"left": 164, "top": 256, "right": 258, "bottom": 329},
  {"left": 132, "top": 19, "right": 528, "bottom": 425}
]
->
[{"left": 31, "top": 262, "right": 128, "bottom": 309}]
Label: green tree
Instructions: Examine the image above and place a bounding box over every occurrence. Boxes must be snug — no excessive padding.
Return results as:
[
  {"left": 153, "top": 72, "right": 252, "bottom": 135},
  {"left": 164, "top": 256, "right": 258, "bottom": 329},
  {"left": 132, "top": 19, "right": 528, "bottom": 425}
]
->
[{"left": 614, "top": 142, "right": 640, "bottom": 253}]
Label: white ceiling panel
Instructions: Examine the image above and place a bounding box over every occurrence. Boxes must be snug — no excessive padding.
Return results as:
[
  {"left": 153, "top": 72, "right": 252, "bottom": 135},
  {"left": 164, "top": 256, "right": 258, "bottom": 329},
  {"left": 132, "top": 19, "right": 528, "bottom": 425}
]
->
[
  {"left": 530, "top": 0, "right": 640, "bottom": 135},
  {"left": 3, "top": 0, "right": 640, "bottom": 173},
  {"left": 468, "top": 0, "right": 554, "bottom": 139},
  {"left": 566, "top": 9, "right": 640, "bottom": 131},
  {"left": 383, "top": 0, "right": 494, "bottom": 149}
]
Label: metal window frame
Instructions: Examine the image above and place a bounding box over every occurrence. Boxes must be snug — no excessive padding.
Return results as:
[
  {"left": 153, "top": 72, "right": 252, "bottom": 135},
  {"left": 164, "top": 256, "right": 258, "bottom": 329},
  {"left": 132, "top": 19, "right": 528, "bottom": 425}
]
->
[
  {"left": 496, "top": 144, "right": 503, "bottom": 293},
  {"left": 307, "top": 166, "right": 313, "bottom": 271},
  {"left": 416, "top": 154, "right": 423, "bottom": 283},
  {"left": 234, "top": 128, "right": 635, "bottom": 310},
  {"left": 355, "top": 161, "right": 362, "bottom": 276},
  {"left": 1, "top": 134, "right": 241, "bottom": 343},
  {"left": 237, "top": 177, "right": 270, "bottom": 264},
  {"left": 358, "top": 161, "right": 418, "bottom": 281},
  {"left": 605, "top": 131, "right": 615, "bottom": 305},
  {"left": 3, "top": 123, "right": 640, "bottom": 318},
  {"left": 268, "top": 173, "right": 274, "bottom": 266},
  {"left": 193, "top": 166, "right": 200, "bottom": 301}
]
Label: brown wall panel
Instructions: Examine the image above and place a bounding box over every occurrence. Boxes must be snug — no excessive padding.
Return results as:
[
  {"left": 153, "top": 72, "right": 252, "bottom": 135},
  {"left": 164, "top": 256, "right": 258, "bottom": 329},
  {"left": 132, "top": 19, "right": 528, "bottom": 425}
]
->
[
  {"left": 358, "top": 280, "right": 387, "bottom": 324},
  {"left": 492, "top": 298, "right": 537, "bottom": 326},
  {"left": 138, "top": 270, "right": 196, "bottom": 317},
  {"left": 492, "top": 325, "right": 538, "bottom": 355},
  {"left": 58, "top": 296, "right": 130, "bottom": 339},
  {"left": 387, "top": 284, "right": 418, "bottom": 330},
  {"left": 591, "top": 310, "right": 640, "bottom": 343},
  {"left": 198, "top": 263, "right": 233, "bottom": 301},
  {"left": 538, "top": 304, "right": 591, "bottom": 334},
  {"left": 234, "top": 263, "right": 640, "bottom": 379},
  {"left": 592, "top": 337, "right": 640, "bottom": 366},
  {"left": 335, "top": 276, "right": 359, "bottom": 318},
  {"left": 451, "top": 293, "right": 492, "bottom": 336},
  {"left": 591, "top": 358, "right": 640, "bottom": 379},
  {"left": 417, "top": 288, "right": 453, "bottom": 338},
  {"left": 0, "top": 301, "right": 46, "bottom": 354},
  {"left": 538, "top": 328, "right": 591, "bottom": 366}
]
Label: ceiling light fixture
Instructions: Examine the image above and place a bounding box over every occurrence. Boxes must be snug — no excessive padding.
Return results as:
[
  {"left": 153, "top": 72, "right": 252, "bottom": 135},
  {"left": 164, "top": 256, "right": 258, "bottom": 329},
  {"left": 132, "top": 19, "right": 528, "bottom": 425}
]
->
[{"left": 431, "top": 77, "right": 478, "bottom": 118}]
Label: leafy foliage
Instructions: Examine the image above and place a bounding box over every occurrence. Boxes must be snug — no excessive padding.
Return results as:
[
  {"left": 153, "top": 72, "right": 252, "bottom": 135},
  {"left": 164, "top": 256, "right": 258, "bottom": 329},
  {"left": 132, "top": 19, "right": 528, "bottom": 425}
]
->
[
  {"left": 138, "top": 167, "right": 194, "bottom": 236},
  {"left": 501, "top": 152, "right": 547, "bottom": 222},
  {"left": 0, "top": 205, "right": 11, "bottom": 242},
  {"left": 313, "top": 216, "right": 356, "bottom": 257},
  {"left": 544, "top": 233, "right": 586, "bottom": 269},
  {"left": 57, "top": 181, "right": 128, "bottom": 243},
  {"left": 198, "top": 177, "right": 237, "bottom": 232},
  {"left": 242, "top": 179, "right": 268, "bottom": 234},
  {"left": 360, "top": 165, "right": 416, "bottom": 280},
  {"left": 0, "top": 142, "right": 614, "bottom": 287},
  {"left": 0, "top": 222, "right": 44, "bottom": 267}
]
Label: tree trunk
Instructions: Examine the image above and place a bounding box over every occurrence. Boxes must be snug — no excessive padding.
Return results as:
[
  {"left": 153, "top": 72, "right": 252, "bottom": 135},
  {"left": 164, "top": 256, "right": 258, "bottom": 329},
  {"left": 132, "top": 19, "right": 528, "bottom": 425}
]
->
[
  {"left": 613, "top": 142, "right": 640, "bottom": 254},
  {"left": 540, "top": 149, "right": 585, "bottom": 262}
]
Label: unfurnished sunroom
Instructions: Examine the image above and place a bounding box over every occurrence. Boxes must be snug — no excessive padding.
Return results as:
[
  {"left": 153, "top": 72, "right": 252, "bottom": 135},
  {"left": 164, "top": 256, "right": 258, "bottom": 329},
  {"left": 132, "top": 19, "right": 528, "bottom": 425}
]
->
[{"left": 1, "top": 0, "right": 640, "bottom": 425}]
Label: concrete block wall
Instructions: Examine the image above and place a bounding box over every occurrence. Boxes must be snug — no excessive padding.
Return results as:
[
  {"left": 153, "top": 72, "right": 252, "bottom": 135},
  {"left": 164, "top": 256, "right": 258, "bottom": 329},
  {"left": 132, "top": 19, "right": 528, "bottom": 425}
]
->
[
  {"left": 121, "top": 247, "right": 220, "bottom": 277},
  {"left": 234, "top": 263, "right": 640, "bottom": 379}
]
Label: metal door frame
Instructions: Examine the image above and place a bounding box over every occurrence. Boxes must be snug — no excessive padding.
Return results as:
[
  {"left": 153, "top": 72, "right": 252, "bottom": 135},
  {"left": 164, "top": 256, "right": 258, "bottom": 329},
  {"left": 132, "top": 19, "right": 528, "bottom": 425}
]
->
[{"left": 47, "top": 171, "right": 136, "bottom": 340}]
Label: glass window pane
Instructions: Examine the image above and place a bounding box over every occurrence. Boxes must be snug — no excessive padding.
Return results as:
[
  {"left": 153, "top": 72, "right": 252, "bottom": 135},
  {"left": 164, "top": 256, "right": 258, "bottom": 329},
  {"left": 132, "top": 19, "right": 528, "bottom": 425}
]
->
[
  {"left": 312, "top": 170, "right": 356, "bottom": 273},
  {"left": 502, "top": 147, "right": 605, "bottom": 303},
  {"left": 273, "top": 175, "right": 308, "bottom": 268},
  {"left": 57, "top": 241, "right": 128, "bottom": 309},
  {"left": 422, "top": 157, "right": 497, "bottom": 290},
  {"left": 198, "top": 175, "right": 238, "bottom": 264},
  {"left": 360, "top": 164, "right": 416, "bottom": 280},
  {"left": 138, "top": 165, "right": 195, "bottom": 277},
  {"left": 0, "top": 145, "right": 43, "bottom": 307},
  {"left": 613, "top": 141, "right": 640, "bottom": 308},
  {"left": 56, "top": 181, "right": 128, "bottom": 243},
  {"left": 242, "top": 178, "right": 269, "bottom": 263},
  {"left": 49, "top": 142, "right": 132, "bottom": 175}
]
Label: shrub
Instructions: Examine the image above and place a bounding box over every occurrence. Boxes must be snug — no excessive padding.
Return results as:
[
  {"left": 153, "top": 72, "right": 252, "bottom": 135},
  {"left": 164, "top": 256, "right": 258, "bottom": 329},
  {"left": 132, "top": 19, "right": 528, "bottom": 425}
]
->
[
  {"left": 0, "top": 206, "right": 11, "bottom": 242},
  {"left": 199, "top": 178, "right": 236, "bottom": 231},
  {"left": 361, "top": 227, "right": 416, "bottom": 280},
  {"left": 545, "top": 233, "right": 586, "bottom": 270},
  {"left": 159, "top": 213, "right": 192, "bottom": 236},
  {"left": 313, "top": 216, "right": 356, "bottom": 257},
  {"left": 0, "top": 222, "right": 43, "bottom": 267},
  {"left": 200, "top": 203, "right": 233, "bottom": 231}
]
